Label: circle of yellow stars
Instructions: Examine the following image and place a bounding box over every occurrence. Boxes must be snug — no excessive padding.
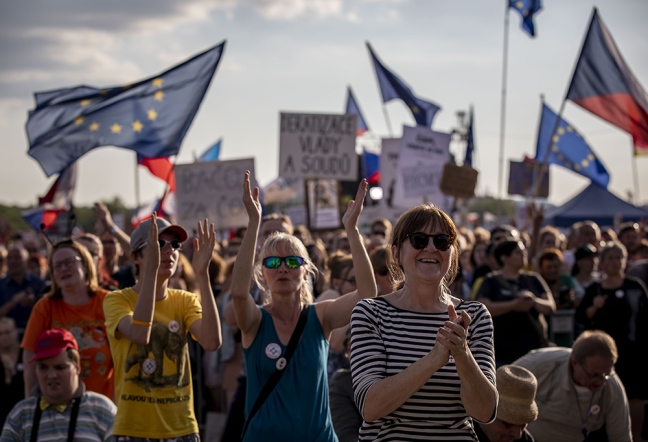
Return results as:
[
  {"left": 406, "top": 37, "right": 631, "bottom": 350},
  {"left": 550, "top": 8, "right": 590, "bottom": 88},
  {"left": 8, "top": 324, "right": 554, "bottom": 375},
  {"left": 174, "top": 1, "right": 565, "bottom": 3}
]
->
[
  {"left": 550, "top": 124, "right": 596, "bottom": 172},
  {"left": 71, "top": 77, "right": 164, "bottom": 136}
]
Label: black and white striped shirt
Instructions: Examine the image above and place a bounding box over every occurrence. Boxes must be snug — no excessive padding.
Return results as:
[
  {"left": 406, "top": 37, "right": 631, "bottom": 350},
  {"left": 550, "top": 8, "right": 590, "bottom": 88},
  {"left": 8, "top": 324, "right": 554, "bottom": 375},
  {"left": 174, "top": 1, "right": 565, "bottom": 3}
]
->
[{"left": 350, "top": 297, "right": 495, "bottom": 441}]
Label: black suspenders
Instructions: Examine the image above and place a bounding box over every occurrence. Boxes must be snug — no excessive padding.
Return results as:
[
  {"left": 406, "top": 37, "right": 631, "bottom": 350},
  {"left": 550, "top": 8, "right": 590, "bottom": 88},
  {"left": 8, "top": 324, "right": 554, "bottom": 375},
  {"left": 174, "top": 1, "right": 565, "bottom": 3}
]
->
[{"left": 31, "top": 397, "right": 82, "bottom": 442}]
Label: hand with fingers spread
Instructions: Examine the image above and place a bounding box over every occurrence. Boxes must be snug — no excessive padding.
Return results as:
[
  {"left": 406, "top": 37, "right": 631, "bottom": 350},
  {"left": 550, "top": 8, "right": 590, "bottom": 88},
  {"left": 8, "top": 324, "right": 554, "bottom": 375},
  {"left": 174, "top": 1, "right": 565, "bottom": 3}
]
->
[
  {"left": 192, "top": 219, "right": 216, "bottom": 275},
  {"left": 242, "top": 170, "right": 262, "bottom": 222},
  {"left": 342, "top": 179, "right": 368, "bottom": 231}
]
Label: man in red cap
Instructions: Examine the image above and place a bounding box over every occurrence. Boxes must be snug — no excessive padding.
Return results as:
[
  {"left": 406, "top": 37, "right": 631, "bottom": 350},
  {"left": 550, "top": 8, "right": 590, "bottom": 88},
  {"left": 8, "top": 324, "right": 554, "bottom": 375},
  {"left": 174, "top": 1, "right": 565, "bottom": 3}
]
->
[{"left": 1, "top": 328, "right": 116, "bottom": 441}]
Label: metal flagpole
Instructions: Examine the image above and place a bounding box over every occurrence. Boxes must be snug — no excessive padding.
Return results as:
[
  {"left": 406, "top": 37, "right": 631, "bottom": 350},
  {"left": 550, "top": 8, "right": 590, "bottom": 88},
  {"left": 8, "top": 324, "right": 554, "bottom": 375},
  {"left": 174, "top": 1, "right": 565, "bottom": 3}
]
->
[
  {"left": 134, "top": 154, "right": 141, "bottom": 211},
  {"left": 631, "top": 144, "right": 640, "bottom": 203},
  {"left": 496, "top": 2, "right": 511, "bottom": 219},
  {"left": 381, "top": 104, "right": 393, "bottom": 138}
]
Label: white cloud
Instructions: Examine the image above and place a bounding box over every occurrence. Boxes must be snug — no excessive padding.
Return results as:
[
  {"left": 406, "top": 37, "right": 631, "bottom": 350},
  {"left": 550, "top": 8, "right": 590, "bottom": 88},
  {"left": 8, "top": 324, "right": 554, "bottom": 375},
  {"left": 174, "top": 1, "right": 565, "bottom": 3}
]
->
[{"left": 244, "top": 0, "right": 343, "bottom": 20}]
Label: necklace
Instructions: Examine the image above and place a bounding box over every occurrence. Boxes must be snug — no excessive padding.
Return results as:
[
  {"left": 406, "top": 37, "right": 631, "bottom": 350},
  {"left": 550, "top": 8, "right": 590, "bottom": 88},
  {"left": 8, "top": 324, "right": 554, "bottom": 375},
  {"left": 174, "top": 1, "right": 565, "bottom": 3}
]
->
[{"left": 569, "top": 379, "right": 597, "bottom": 441}]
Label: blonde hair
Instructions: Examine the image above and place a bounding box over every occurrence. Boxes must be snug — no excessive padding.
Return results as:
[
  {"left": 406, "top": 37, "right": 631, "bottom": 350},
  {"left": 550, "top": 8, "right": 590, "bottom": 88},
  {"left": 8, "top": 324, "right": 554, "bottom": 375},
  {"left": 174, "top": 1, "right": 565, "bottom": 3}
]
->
[{"left": 254, "top": 232, "right": 316, "bottom": 305}]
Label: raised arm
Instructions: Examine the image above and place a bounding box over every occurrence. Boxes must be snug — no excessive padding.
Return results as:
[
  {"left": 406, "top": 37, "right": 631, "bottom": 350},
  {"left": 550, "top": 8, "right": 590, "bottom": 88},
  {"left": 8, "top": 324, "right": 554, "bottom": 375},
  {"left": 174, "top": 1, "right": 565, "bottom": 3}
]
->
[
  {"left": 318, "top": 180, "right": 377, "bottom": 335},
  {"left": 116, "top": 213, "right": 160, "bottom": 345},
  {"left": 230, "top": 171, "right": 263, "bottom": 347},
  {"left": 93, "top": 202, "right": 131, "bottom": 256},
  {"left": 188, "top": 219, "right": 222, "bottom": 351}
]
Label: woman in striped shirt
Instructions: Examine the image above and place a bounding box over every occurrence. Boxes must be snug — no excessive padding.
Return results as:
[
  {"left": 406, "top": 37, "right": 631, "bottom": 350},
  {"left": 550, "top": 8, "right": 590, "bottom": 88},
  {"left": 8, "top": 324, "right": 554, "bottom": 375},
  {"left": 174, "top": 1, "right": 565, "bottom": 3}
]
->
[{"left": 350, "top": 204, "right": 498, "bottom": 441}]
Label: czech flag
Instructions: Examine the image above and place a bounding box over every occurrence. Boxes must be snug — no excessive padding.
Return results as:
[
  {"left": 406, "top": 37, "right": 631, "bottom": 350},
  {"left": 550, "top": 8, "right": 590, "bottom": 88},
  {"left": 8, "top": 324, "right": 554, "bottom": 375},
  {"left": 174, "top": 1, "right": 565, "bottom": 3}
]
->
[
  {"left": 22, "top": 163, "right": 77, "bottom": 230},
  {"left": 137, "top": 155, "right": 176, "bottom": 192},
  {"left": 361, "top": 149, "right": 380, "bottom": 185},
  {"left": 566, "top": 8, "right": 648, "bottom": 155}
]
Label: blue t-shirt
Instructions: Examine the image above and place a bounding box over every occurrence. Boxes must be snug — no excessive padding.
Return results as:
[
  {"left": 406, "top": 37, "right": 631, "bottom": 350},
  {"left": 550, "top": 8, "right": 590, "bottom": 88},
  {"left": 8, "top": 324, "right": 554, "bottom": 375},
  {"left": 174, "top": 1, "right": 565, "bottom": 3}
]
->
[
  {"left": 0, "top": 274, "right": 45, "bottom": 330},
  {"left": 244, "top": 306, "right": 338, "bottom": 442}
]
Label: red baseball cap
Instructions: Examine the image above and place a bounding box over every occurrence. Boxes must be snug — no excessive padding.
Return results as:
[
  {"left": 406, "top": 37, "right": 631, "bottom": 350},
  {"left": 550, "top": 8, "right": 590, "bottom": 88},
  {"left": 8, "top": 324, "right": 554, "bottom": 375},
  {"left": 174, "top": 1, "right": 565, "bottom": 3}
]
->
[{"left": 31, "top": 329, "right": 79, "bottom": 362}]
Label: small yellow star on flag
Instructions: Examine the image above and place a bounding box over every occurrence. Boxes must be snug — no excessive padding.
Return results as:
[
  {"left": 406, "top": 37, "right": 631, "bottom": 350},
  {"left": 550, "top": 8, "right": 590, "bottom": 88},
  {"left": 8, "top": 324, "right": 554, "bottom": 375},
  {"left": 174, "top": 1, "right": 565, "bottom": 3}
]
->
[
  {"left": 132, "top": 120, "right": 143, "bottom": 133},
  {"left": 74, "top": 116, "right": 84, "bottom": 125},
  {"left": 147, "top": 109, "right": 158, "bottom": 121},
  {"left": 89, "top": 122, "right": 100, "bottom": 132},
  {"left": 111, "top": 123, "right": 122, "bottom": 134},
  {"left": 154, "top": 91, "right": 164, "bottom": 101},
  {"left": 152, "top": 78, "right": 163, "bottom": 88},
  {"left": 80, "top": 100, "right": 91, "bottom": 107}
]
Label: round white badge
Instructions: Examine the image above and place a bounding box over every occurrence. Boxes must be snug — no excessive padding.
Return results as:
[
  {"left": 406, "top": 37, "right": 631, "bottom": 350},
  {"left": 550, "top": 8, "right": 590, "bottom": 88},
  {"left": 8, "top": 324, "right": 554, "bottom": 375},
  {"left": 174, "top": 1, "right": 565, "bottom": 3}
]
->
[
  {"left": 168, "top": 320, "right": 180, "bottom": 333},
  {"left": 142, "top": 358, "right": 157, "bottom": 375},
  {"left": 615, "top": 290, "right": 624, "bottom": 299},
  {"left": 265, "top": 343, "right": 282, "bottom": 360},
  {"left": 589, "top": 405, "right": 601, "bottom": 416},
  {"left": 276, "top": 357, "right": 287, "bottom": 370}
]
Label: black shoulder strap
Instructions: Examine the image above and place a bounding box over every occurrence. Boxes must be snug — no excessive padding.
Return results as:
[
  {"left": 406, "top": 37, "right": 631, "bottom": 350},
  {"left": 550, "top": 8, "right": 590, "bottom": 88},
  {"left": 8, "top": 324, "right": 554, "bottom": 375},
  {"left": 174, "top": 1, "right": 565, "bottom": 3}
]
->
[
  {"left": 241, "top": 305, "right": 311, "bottom": 439},
  {"left": 67, "top": 397, "right": 81, "bottom": 442},
  {"left": 30, "top": 399, "right": 43, "bottom": 442}
]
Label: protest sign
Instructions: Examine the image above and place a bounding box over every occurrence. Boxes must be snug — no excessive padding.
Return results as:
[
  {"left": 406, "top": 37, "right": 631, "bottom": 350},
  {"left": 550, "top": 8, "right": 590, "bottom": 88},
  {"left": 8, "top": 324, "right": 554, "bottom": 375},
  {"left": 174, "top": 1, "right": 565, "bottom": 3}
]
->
[
  {"left": 175, "top": 158, "right": 256, "bottom": 231},
  {"left": 393, "top": 126, "right": 450, "bottom": 208},
  {"left": 306, "top": 179, "right": 341, "bottom": 230},
  {"left": 440, "top": 163, "right": 478, "bottom": 199},
  {"left": 508, "top": 161, "right": 549, "bottom": 198},
  {"left": 278, "top": 112, "right": 358, "bottom": 180}
]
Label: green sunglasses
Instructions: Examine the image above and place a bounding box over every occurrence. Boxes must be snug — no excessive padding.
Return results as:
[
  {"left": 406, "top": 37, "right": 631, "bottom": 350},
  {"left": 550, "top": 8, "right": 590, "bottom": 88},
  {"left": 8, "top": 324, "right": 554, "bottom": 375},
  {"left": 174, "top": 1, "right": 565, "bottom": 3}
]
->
[{"left": 262, "top": 256, "right": 305, "bottom": 269}]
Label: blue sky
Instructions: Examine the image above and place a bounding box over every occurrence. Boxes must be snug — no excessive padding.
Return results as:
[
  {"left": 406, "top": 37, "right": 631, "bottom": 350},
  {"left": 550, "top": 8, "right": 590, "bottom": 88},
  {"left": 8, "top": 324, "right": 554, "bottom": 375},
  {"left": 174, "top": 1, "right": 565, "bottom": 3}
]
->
[{"left": 1, "top": 0, "right": 647, "bottom": 209}]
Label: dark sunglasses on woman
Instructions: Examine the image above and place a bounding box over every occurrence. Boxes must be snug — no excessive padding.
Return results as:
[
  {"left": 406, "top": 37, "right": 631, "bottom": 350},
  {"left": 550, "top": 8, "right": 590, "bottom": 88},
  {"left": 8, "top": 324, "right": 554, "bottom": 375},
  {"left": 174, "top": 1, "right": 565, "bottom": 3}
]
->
[
  {"left": 262, "top": 256, "right": 305, "bottom": 269},
  {"left": 406, "top": 232, "right": 452, "bottom": 251}
]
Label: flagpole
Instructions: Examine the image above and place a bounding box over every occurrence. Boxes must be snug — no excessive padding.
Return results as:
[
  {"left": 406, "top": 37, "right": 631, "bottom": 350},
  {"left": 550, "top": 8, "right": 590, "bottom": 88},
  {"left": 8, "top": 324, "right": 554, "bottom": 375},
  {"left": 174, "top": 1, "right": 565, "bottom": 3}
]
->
[
  {"left": 530, "top": 11, "right": 595, "bottom": 200},
  {"left": 631, "top": 146, "right": 640, "bottom": 203},
  {"left": 134, "top": 156, "right": 141, "bottom": 211},
  {"left": 381, "top": 104, "right": 393, "bottom": 137},
  {"left": 496, "top": 2, "right": 511, "bottom": 218}
]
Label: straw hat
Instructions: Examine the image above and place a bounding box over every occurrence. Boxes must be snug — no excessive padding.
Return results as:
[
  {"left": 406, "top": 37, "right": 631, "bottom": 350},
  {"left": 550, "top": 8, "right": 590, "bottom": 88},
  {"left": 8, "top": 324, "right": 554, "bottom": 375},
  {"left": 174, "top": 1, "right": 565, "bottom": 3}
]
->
[{"left": 496, "top": 365, "right": 538, "bottom": 425}]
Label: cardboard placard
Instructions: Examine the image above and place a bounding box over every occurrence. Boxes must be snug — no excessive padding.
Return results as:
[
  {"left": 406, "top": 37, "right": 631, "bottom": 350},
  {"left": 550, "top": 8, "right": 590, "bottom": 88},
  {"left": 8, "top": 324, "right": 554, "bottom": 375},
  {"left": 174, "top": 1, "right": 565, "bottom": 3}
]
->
[
  {"left": 174, "top": 158, "right": 256, "bottom": 231},
  {"left": 508, "top": 161, "right": 549, "bottom": 198},
  {"left": 440, "top": 163, "right": 478, "bottom": 199},
  {"left": 306, "top": 179, "right": 341, "bottom": 230},
  {"left": 278, "top": 112, "right": 358, "bottom": 180}
]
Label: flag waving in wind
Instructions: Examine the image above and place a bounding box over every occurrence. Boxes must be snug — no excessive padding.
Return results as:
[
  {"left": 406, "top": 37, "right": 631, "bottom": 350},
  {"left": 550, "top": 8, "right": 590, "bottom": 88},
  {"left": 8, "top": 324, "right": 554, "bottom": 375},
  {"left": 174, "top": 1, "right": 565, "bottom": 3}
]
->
[
  {"left": 366, "top": 42, "right": 441, "bottom": 128},
  {"left": 509, "top": 0, "right": 542, "bottom": 37},
  {"left": 22, "top": 163, "right": 77, "bottom": 230},
  {"left": 197, "top": 138, "right": 222, "bottom": 162},
  {"left": 345, "top": 87, "right": 369, "bottom": 135},
  {"left": 26, "top": 41, "right": 226, "bottom": 177},
  {"left": 535, "top": 103, "right": 610, "bottom": 188},
  {"left": 566, "top": 9, "right": 648, "bottom": 155},
  {"left": 137, "top": 155, "right": 176, "bottom": 192}
]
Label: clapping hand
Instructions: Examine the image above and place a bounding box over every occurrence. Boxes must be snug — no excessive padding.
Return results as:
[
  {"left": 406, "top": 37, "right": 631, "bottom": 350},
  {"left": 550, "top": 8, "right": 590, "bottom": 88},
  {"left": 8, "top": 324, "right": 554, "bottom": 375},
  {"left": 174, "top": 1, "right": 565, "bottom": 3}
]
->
[
  {"left": 192, "top": 219, "right": 216, "bottom": 275},
  {"left": 342, "top": 179, "right": 368, "bottom": 231},
  {"left": 242, "top": 171, "right": 261, "bottom": 222}
]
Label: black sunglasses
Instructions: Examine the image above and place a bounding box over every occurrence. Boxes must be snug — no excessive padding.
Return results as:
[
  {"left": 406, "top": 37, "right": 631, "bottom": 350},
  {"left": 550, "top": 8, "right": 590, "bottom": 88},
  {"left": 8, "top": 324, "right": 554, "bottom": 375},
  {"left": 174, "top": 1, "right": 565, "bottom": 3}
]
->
[
  {"left": 262, "top": 256, "right": 305, "bottom": 269},
  {"left": 406, "top": 232, "right": 452, "bottom": 251},
  {"left": 139, "top": 239, "right": 182, "bottom": 251},
  {"left": 372, "top": 230, "right": 386, "bottom": 237}
]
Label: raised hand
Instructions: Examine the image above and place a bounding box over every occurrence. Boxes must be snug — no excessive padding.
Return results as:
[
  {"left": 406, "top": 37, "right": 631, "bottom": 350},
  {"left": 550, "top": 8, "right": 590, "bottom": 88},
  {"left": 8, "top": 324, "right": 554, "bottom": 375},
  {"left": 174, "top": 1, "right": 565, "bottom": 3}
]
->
[
  {"left": 192, "top": 219, "right": 216, "bottom": 274},
  {"left": 93, "top": 202, "right": 115, "bottom": 231},
  {"left": 242, "top": 171, "right": 261, "bottom": 222},
  {"left": 342, "top": 179, "right": 368, "bottom": 231},
  {"left": 143, "top": 212, "right": 161, "bottom": 271}
]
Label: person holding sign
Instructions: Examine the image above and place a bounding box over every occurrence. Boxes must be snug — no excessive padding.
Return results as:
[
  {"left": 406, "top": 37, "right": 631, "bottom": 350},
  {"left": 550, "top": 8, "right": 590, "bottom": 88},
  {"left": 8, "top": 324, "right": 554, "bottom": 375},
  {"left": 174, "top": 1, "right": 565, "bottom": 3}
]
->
[
  {"left": 350, "top": 203, "right": 498, "bottom": 441},
  {"left": 231, "top": 171, "right": 376, "bottom": 441}
]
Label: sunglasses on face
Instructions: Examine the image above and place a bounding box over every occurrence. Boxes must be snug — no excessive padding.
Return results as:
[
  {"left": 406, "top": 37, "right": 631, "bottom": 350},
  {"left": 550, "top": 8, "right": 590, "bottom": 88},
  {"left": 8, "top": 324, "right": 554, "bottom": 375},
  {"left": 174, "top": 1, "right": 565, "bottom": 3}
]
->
[
  {"left": 406, "top": 232, "right": 452, "bottom": 251},
  {"left": 138, "top": 239, "right": 182, "bottom": 251},
  {"left": 262, "top": 256, "right": 305, "bottom": 269},
  {"left": 372, "top": 230, "right": 386, "bottom": 237}
]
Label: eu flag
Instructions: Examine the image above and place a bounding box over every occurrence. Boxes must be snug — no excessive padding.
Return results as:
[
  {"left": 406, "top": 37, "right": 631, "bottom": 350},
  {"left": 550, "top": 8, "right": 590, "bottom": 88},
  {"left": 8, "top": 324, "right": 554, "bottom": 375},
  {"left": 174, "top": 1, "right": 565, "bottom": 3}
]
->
[
  {"left": 366, "top": 42, "right": 441, "bottom": 128},
  {"left": 26, "top": 41, "right": 226, "bottom": 177},
  {"left": 566, "top": 8, "right": 648, "bottom": 155},
  {"left": 464, "top": 106, "right": 475, "bottom": 167},
  {"left": 535, "top": 103, "right": 610, "bottom": 188},
  {"left": 509, "top": 0, "right": 542, "bottom": 37}
]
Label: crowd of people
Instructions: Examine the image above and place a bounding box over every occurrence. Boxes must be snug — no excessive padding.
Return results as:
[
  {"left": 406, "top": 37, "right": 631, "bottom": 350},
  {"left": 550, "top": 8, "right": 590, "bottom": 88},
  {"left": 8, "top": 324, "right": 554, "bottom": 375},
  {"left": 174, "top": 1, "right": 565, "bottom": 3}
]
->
[{"left": 0, "top": 174, "right": 647, "bottom": 441}]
